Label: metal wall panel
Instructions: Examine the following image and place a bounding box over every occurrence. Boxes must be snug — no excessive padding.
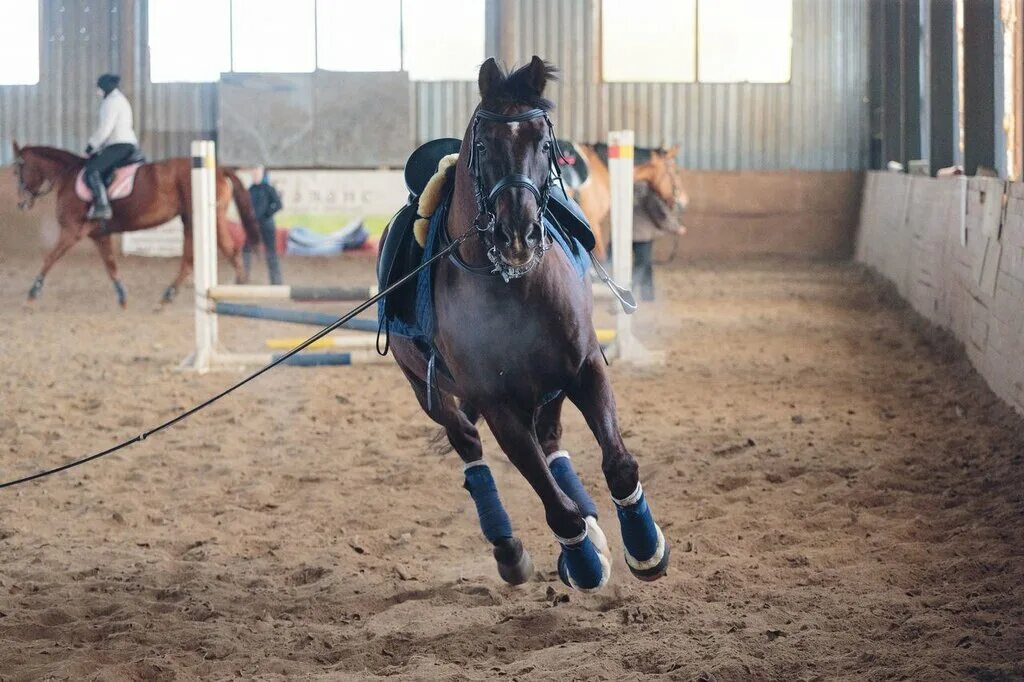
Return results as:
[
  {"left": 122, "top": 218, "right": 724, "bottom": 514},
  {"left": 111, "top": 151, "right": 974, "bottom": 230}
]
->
[{"left": 2, "top": 0, "right": 870, "bottom": 169}]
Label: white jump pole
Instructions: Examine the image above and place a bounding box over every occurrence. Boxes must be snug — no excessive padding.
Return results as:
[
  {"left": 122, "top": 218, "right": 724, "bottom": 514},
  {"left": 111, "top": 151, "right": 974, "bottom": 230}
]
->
[
  {"left": 188, "top": 140, "right": 218, "bottom": 374},
  {"left": 608, "top": 130, "right": 636, "bottom": 361}
]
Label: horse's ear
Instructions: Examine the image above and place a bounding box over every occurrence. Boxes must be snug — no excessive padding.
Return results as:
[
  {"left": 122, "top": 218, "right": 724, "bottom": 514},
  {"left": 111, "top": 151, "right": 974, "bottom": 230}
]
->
[
  {"left": 665, "top": 144, "right": 679, "bottom": 158},
  {"left": 527, "top": 55, "right": 551, "bottom": 96},
  {"left": 12, "top": 140, "right": 20, "bottom": 155},
  {"left": 478, "top": 58, "right": 503, "bottom": 100}
]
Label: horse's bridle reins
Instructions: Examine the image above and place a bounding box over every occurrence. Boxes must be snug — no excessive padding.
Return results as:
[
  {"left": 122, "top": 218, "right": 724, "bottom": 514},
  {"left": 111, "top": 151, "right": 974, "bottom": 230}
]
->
[
  {"left": 13, "top": 156, "right": 54, "bottom": 210},
  {"left": 460, "top": 106, "right": 568, "bottom": 282}
]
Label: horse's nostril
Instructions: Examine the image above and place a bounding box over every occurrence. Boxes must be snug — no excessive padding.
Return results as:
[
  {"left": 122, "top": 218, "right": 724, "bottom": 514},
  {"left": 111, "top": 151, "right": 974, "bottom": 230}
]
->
[
  {"left": 524, "top": 221, "right": 541, "bottom": 247},
  {"left": 498, "top": 227, "right": 514, "bottom": 247}
]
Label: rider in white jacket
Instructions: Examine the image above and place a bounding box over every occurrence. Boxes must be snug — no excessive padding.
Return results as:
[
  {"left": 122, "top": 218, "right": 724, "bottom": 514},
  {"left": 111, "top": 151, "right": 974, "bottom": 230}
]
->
[{"left": 83, "top": 73, "right": 139, "bottom": 222}]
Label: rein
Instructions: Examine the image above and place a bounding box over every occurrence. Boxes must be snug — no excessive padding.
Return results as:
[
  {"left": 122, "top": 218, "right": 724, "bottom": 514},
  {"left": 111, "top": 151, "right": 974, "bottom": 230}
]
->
[{"left": 0, "top": 230, "right": 478, "bottom": 491}]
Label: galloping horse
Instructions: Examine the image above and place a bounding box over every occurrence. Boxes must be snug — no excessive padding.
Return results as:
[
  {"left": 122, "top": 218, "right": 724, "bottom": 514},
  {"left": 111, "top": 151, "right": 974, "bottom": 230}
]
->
[
  {"left": 11, "top": 142, "right": 260, "bottom": 307},
  {"left": 572, "top": 143, "right": 686, "bottom": 260},
  {"left": 386, "top": 57, "right": 669, "bottom": 591}
]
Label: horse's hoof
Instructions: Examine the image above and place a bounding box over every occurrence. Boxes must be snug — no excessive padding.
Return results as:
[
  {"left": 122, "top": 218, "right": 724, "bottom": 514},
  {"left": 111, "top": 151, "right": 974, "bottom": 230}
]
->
[
  {"left": 27, "top": 276, "right": 44, "bottom": 301},
  {"left": 113, "top": 281, "right": 127, "bottom": 308},
  {"left": 557, "top": 532, "right": 611, "bottom": 592},
  {"left": 161, "top": 285, "right": 177, "bottom": 305},
  {"left": 493, "top": 537, "right": 533, "bottom": 586},
  {"left": 625, "top": 524, "right": 670, "bottom": 582}
]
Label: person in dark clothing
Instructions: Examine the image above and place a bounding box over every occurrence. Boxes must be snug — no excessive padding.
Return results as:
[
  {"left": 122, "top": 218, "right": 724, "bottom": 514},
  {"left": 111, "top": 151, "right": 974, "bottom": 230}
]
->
[
  {"left": 631, "top": 182, "right": 685, "bottom": 301},
  {"left": 84, "top": 73, "right": 139, "bottom": 221},
  {"left": 242, "top": 167, "right": 284, "bottom": 284}
]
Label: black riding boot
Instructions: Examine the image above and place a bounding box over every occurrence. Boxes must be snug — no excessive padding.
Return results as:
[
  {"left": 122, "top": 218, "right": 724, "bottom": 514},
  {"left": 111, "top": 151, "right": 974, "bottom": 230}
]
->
[{"left": 85, "top": 170, "right": 113, "bottom": 221}]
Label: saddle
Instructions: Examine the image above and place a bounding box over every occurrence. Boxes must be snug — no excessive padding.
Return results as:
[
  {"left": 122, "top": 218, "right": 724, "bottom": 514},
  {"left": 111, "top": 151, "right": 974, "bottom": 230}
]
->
[
  {"left": 74, "top": 150, "right": 148, "bottom": 203},
  {"left": 376, "top": 138, "right": 597, "bottom": 323},
  {"left": 556, "top": 140, "right": 590, "bottom": 190}
]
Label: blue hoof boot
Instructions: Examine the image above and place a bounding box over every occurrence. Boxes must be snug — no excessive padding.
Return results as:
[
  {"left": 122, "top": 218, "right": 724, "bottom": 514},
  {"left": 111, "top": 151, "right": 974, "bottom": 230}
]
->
[
  {"left": 113, "top": 280, "right": 127, "bottom": 308},
  {"left": 556, "top": 528, "right": 611, "bottom": 592},
  {"left": 28, "top": 276, "right": 44, "bottom": 301},
  {"left": 161, "top": 285, "right": 178, "bottom": 304},
  {"left": 614, "top": 483, "right": 670, "bottom": 582}
]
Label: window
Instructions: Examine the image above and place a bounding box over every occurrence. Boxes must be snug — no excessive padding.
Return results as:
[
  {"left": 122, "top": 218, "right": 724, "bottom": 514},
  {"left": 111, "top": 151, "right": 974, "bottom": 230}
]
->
[
  {"left": 232, "top": 0, "right": 316, "bottom": 73},
  {"left": 697, "top": 0, "right": 792, "bottom": 82},
  {"left": 601, "top": 0, "right": 792, "bottom": 83},
  {"left": 402, "top": 0, "right": 485, "bottom": 81},
  {"left": 149, "top": 0, "right": 230, "bottom": 83},
  {"left": 148, "top": 0, "right": 484, "bottom": 82},
  {"left": 602, "top": 0, "right": 696, "bottom": 82},
  {"left": 0, "top": 0, "right": 40, "bottom": 85},
  {"left": 316, "top": 0, "right": 402, "bottom": 72}
]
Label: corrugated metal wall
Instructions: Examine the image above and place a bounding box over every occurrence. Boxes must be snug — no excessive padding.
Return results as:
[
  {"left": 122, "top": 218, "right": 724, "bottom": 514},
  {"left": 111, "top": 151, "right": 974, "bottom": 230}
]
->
[{"left": 2, "top": 0, "right": 869, "bottom": 170}]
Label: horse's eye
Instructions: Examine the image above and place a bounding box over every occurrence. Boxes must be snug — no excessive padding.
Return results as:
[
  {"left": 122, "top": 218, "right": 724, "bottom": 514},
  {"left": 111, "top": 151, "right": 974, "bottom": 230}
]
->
[
  {"left": 542, "top": 141, "right": 552, "bottom": 152},
  {"left": 475, "top": 142, "right": 487, "bottom": 156}
]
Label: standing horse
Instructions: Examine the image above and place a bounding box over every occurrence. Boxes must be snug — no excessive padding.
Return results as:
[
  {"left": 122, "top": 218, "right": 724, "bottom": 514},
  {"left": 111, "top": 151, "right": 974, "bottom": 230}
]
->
[
  {"left": 387, "top": 57, "right": 669, "bottom": 591},
  {"left": 11, "top": 142, "right": 260, "bottom": 307},
  {"left": 573, "top": 143, "right": 686, "bottom": 260}
]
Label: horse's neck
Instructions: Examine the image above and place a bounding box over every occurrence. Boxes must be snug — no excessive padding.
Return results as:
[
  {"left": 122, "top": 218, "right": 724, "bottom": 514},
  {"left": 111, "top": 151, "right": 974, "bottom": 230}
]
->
[
  {"left": 633, "top": 163, "right": 657, "bottom": 184},
  {"left": 31, "top": 149, "right": 81, "bottom": 184}
]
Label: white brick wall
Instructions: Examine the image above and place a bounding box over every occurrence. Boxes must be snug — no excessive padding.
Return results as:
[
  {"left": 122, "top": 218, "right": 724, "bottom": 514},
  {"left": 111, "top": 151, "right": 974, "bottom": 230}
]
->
[{"left": 856, "top": 172, "right": 1024, "bottom": 416}]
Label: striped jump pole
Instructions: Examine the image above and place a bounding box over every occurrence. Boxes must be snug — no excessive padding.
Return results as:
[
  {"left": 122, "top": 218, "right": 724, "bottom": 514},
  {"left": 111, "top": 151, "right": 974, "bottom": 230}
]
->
[
  {"left": 210, "top": 350, "right": 390, "bottom": 367},
  {"left": 213, "top": 302, "right": 378, "bottom": 332},
  {"left": 608, "top": 130, "right": 637, "bottom": 362},
  {"left": 208, "top": 284, "right": 379, "bottom": 302},
  {"left": 181, "top": 140, "right": 218, "bottom": 374}
]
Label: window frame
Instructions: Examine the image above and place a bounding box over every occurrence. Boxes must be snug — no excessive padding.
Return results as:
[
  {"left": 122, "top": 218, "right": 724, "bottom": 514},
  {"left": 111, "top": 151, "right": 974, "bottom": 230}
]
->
[{"left": 0, "top": 0, "right": 41, "bottom": 86}]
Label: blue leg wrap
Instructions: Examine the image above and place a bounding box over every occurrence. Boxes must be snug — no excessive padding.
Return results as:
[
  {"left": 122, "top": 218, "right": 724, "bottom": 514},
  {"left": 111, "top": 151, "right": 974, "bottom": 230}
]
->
[
  {"left": 557, "top": 533, "right": 609, "bottom": 591},
  {"left": 547, "top": 451, "right": 599, "bottom": 518},
  {"left": 615, "top": 483, "right": 667, "bottom": 577},
  {"left": 28, "top": 275, "right": 44, "bottom": 300},
  {"left": 113, "top": 280, "right": 127, "bottom": 307},
  {"left": 463, "top": 463, "right": 513, "bottom": 543}
]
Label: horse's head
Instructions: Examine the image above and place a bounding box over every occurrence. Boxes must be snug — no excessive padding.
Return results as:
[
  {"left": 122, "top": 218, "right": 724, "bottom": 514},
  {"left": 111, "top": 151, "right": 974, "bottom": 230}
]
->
[
  {"left": 466, "top": 56, "right": 561, "bottom": 280},
  {"left": 639, "top": 145, "right": 687, "bottom": 212},
  {"left": 11, "top": 142, "right": 53, "bottom": 210}
]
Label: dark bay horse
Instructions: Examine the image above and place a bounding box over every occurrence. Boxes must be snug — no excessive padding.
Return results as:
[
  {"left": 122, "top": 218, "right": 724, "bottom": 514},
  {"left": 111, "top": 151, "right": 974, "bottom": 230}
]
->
[
  {"left": 387, "top": 57, "right": 669, "bottom": 591},
  {"left": 573, "top": 143, "right": 687, "bottom": 260},
  {"left": 11, "top": 142, "right": 259, "bottom": 307}
]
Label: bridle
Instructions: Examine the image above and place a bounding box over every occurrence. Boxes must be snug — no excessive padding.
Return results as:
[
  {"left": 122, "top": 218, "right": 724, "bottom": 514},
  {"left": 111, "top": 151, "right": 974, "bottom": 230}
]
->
[
  {"left": 463, "top": 106, "right": 567, "bottom": 281},
  {"left": 14, "top": 156, "right": 53, "bottom": 210}
]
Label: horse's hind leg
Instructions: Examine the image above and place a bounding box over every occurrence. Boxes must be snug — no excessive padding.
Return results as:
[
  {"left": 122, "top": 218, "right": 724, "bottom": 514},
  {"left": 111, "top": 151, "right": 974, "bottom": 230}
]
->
[
  {"left": 161, "top": 220, "right": 193, "bottom": 304},
  {"left": 536, "top": 396, "right": 610, "bottom": 559},
  {"left": 395, "top": 358, "right": 533, "bottom": 585},
  {"left": 215, "top": 198, "right": 248, "bottom": 285},
  {"left": 566, "top": 353, "right": 670, "bottom": 582},
  {"left": 483, "top": 403, "right": 610, "bottom": 591},
  {"left": 90, "top": 233, "right": 127, "bottom": 308}
]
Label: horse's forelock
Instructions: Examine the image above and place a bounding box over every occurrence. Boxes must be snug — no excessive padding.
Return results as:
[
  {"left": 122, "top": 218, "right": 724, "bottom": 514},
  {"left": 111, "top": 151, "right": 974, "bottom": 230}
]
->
[{"left": 481, "top": 60, "right": 558, "bottom": 112}]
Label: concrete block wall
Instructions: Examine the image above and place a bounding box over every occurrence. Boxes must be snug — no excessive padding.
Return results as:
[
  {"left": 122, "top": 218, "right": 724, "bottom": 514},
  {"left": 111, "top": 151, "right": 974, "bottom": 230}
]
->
[{"left": 856, "top": 171, "right": 1024, "bottom": 415}]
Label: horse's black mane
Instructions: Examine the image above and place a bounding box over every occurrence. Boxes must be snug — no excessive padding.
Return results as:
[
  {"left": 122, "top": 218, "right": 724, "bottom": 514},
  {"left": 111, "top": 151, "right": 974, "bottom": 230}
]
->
[{"left": 482, "top": 60, "right": 558, "bottom": 111}]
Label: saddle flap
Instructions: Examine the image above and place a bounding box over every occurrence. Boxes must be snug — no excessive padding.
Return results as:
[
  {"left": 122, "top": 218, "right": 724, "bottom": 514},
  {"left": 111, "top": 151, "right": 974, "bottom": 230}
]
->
[
  {"left": 546, "top": 184, "right": 596, "bottom": 252},
  {"left": 74, "top": 163, "right": 144, "bottom": 203},
  {"left": 377, "top": 202, "right": 422, "bottom": 320}
]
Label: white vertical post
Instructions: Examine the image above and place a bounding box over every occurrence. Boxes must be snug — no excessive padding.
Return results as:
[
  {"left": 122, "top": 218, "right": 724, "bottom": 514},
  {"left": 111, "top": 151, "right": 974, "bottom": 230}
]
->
[
  {"left": 190, "top": 140, "right": 218, "bottom": 374},
  {"left": 608, "top": 130, "right": 635, "bottom": 361}
]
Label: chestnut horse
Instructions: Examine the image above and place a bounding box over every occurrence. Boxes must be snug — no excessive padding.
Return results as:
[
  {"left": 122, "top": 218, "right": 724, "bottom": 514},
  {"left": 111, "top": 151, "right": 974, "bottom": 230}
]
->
[
  {"left": 573, "top": 143, "right": 686, "bottom": 260},
  {"left": 11, "top": 142, "right": 259, "bottom": 307},
  {"left": 387, "top": 57, "right": 669, "bottom": 591}
]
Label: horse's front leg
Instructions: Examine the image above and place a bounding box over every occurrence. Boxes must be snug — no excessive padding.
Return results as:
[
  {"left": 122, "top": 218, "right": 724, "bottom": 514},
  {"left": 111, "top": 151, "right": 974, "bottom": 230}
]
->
[
  {"left": 90, "top": 233, "right": 127, "bottom": 308},
  {"left": 567, "top": 353, "right": 670, "bottom": 582},
  {"left": 393, "top": 353, "right": 533, "bottom": 585},
  {"left": 27, "top": 221, "right": 86, "bottom": 302},
  {"left": 483, "top": 403, "right": 610, "bottom": 591}
]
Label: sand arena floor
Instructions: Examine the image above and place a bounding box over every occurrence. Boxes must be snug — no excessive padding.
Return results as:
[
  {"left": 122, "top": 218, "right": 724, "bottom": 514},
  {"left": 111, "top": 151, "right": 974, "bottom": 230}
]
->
[{"left": 0, "top": 249, "right": 1021, "bottom": 680}]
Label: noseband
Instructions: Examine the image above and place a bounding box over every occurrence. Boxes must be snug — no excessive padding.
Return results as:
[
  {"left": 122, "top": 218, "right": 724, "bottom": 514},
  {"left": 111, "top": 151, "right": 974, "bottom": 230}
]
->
[{"left": 465, "top": 107, "right": 567, "bottom": 281}]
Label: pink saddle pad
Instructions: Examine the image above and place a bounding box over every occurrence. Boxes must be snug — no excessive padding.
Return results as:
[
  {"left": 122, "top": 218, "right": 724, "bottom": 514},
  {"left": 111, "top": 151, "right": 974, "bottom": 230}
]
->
[{"left": 75, "top": 163, "right": 143, "bottom": 203}]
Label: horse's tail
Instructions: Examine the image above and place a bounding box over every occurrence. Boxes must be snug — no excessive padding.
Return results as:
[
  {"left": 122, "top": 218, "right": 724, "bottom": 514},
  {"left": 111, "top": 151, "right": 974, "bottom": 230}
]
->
[{"left": 224, "top": 170, "right": 261, "bottom": 247}]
